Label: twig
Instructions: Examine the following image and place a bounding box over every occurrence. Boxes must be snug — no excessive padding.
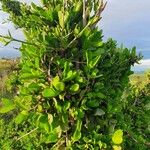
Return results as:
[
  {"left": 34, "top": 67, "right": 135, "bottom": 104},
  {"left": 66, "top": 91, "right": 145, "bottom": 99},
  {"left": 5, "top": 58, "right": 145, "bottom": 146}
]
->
[
  {"left": 83, "top": 0, "right": 86, "bottom": 26},
  {"left": 72, "top": 60, "right": 86, "bottom": 64},
  {"left": 16, "top": 127, "right": 38, "bottom": 141},
  {"left": 0, "top": 35, "right": 37, "bottom": 46},
  {"left": 67, "top": 20, "right": 91, "bottom": 48}
]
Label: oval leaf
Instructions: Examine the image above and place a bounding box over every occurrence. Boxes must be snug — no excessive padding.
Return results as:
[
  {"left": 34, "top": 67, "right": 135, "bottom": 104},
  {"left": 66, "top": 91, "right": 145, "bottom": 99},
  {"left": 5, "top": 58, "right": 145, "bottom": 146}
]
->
[
  {"left": 70, "top": 84, "right": 79, "bottom": 92},
  {"left": 112, "top": 129, "right": 123, "bottom": 145},
  {"left": 42, "top": 88, "right": 59, "bottom": 98},
  {"left": 15, "top": 110, "right": 28, "bottom": 124}
]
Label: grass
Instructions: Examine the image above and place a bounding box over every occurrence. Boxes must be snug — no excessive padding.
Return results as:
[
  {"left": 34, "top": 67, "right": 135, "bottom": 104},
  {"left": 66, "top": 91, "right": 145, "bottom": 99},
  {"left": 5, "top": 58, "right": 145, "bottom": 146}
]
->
[
  {"left": 0, "top": 59, "right": 18, "bottom": 98},
  {"left": 130, "top": 73, "right": 149, "bottom": 88}
]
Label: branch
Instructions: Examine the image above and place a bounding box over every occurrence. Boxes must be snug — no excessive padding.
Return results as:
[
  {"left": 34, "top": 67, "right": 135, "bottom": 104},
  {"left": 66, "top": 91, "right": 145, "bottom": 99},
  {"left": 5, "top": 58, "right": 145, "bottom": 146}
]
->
[
  {"left": 67, "top": 19, "right": 92, "bottom": 48},
  {"left": 0, "top": 34, "right": 56, "bottom": 51},
  {"left": 91, "top": 0, "right": 107, "bottom": 29},
  {"left": 0, "top": 34, "right": 38, "bottom": 46},
  {"left": 83, "top": 0, "right": 86, "bottom": 26},
  {"left": 96, "top": 0, "right": 107, "bottom": 17},
  {"left": 16, "top": 127, "right": 38, "bottom": 141}
]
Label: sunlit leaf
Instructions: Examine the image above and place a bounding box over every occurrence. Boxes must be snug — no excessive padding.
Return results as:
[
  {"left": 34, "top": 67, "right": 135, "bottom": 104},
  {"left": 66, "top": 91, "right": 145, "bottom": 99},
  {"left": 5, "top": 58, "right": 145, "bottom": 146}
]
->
[
  {"left": 42, "top": 88, "right": 59, "bottom": 98},
  {"left": 113, "top": 145, "right": 122, "bottom": 150},
  {"left": 0, "top": 98, "right": 15, "bottom": 113},
  {"left": 15, "top": 110, "right": 28, "bottom": 124},
  {"left": 70, "top": 84, "right": 79, "bottom": 92}
]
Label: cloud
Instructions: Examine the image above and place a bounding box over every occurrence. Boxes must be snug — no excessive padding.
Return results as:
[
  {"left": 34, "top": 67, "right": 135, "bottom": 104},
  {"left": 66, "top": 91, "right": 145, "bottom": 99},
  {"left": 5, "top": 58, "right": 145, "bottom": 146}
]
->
[
  {"left": 135, "top": 59, "right": 150, "bottom": 67},
  {"left": 133, "top": 59, "right": 150, "bottom": 72}
]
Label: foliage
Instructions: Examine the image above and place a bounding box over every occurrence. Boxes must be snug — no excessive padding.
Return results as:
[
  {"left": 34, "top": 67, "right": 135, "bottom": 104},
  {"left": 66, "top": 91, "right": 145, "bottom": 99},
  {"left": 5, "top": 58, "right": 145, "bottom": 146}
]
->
[
  {"left": 0, "top": 59, "right": 18, "bottom": 98},
  {"left": 130, "top": 73, "right": 149, "bottom": 88},
  {"left": 0, "top": 0, "right": 143, "bottom": 149},
  {"left": 122, "top": 73, "right": 150, "bottom": 149}
]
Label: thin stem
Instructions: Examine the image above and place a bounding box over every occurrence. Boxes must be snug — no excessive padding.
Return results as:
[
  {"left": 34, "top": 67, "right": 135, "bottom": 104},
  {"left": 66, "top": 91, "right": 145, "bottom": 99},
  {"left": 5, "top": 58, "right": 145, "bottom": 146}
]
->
[
  {"left": 16, "top": 127, "right": 38, "bottom": 141},
  {"left": 83, "top": 0, "right": 86, "bottom": 26},
  {"left": 0, "top": 35, "right": 38, "bottom": 46},
  {"left": 67, "top": 21, "right": 91, "bottom": 48},
  {"left": 72, "top": 60, "right": 86, "bottom": 64}
]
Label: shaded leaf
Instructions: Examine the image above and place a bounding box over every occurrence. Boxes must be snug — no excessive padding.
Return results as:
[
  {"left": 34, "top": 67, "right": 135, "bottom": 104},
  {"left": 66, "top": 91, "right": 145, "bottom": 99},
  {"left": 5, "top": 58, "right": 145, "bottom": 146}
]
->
[{"left": 94, "top": 108, "right": 105, "bottom": 116}]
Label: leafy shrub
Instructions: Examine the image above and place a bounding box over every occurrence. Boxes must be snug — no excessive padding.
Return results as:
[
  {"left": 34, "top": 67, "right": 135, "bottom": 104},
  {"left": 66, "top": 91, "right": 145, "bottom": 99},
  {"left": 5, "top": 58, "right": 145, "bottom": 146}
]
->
[
  {"left": 0, "top": 0, "right": 142, "bottom": 149},
  {"left": 122, "top": 73, "right": 150, "bottom": 150}
]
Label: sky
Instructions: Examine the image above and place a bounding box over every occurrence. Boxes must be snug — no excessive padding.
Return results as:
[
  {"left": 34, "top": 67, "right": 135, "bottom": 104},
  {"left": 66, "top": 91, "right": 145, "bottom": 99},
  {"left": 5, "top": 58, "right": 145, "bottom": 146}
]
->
[{"left": 0, "top": 0, "right": 150, "bottom": 71}]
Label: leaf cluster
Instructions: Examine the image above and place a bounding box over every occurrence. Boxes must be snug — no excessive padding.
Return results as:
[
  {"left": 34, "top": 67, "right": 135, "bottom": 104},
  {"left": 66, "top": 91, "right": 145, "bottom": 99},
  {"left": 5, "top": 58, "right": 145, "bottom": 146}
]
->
[{"left": 0, "top": 0, "right": 143, "bottom": 149}]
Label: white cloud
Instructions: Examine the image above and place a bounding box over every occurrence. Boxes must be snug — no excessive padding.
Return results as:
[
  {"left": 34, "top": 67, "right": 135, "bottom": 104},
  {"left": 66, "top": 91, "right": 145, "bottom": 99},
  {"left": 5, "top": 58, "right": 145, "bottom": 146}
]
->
[
  {"left": 133, "top": 59, "right": 150, "bottom": 72},
  {"left": 135, "top": 59, "right": 150, "bottom": 67}
]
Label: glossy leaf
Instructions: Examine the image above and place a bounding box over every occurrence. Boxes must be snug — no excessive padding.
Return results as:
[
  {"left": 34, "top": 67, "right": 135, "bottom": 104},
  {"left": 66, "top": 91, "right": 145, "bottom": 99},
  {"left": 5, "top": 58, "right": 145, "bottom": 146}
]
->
[
  {"left": 15, "top": 110, "right": 28, "bottom": 124},
  {"left": 72, "top": 120, "right": 82, "bottom": 142},
  {"left": 94, "top": 108, "right": 105, "bottom": 116},
  {"left": 42, "top": 88, "right": 59, "bottom": 98},
  {"left": 70, "top": 84, "right": 79, "bottom": 92},
  {"left": 112, "top": 130, "right": 123, "bottom": 145}
]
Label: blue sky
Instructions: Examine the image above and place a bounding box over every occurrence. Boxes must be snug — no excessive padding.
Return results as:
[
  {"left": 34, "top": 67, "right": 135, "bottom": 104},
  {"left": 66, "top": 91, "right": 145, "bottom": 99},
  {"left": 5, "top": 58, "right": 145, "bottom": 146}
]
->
[
  {"left": 0, "top": 0, "right": 150, "bottom": 71},
  {"left": 100, "top": 0, "right": 150, "bottom": 60}
]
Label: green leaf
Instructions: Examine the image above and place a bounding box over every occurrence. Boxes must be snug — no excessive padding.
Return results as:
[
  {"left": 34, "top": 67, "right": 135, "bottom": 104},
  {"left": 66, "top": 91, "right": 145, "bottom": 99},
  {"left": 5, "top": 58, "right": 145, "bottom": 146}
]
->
[
  {"left": 62, "top": 113, "right": 68, "bottom": 124},
  {"left": 63, "top": 61, "right": 72, "bottom": 78},
  {"left": 72, "top": 120, "right": 82, "bottom": 142},
  {"left": 145, "top": 103, "right": 150, "bottom": 110},
  {"left": 72, "top": 130, "right": 81, "bottom": 143},
  {"left": 28, "top": 82, "right": 40, "bottom": 92},
  {"left": 52, "top": 76, "right": 60, "bottom": 84},
  {"left": 55, "top": 82, "right": 65, "bottom": 92},
  {"left": 20, "top": 73, "right": 34, "bottom": 79},
  {"left": 35, "top": 57, "right": 40, "bottom": 68},
  {"left": 86, "top": 100, "right": 99, "bottom": 108},
  {"left": 36, "top": 114, "right": 50, "bottom": 132},
  {"left": 64, "top": 70, "right": 73, "bottom": 81},
  {"left": 112, "top": 129, "right": 123, "bottom": 145},
  {"left": 63, "top": 101, "right": 71, "bottom": 111},
  {"left": 44, "top": 126, "right": 62, "bottom": 143},
  {"left": 75, "top": 1, "right": 82, "bottom": 12},
  {"left": 94, "top": 108, "right": 105, "bottom": 116},
  {"left": 113, "top": 145, "right": 122, "bottom": 150},
  {"left": 52, "top": 76, "right": 65, "bottom": 91},
  {"left": 53, "top": 98, "right": 62, "bottom": 113},
  {"left": 0, "top": 37, "right": 8, "bottom": 45},
  {"left": 63, "top": 70, "right": 77, "bottom": 81},
  {"left": 48, "top": 113, "right": 53, "bottom": 124},
  {"left": 45, "top": 132, "right": 58, "bottom": 143},
  {"left": 70, "top": 84, "right": 79, "bottom": 92},
  {"left": 76, "top": 119, "right": 82, "bottom": 131},
  {"left": 42, "top": 88, "right": 59, "bottom": 98},
  {"left": 96, "top": 92, "right": 106, "bottom": 99},
  {"left": 0, "top": 98, "right": 15, "bottom": 113},
  {"left": 14, "top": 96, "right": 32, "bottom": 110},
  {"left": 58, "top": 11, "right": 64, "bottom": 28},
  {"left": 89, "top": 56, "right": 101, "bottom": 68},
  {"left": 76, "top": 76, "right": 84, "bottom": 83},
  {"left": 15, "top": 110, "right": 28, "bottom": 124}
]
